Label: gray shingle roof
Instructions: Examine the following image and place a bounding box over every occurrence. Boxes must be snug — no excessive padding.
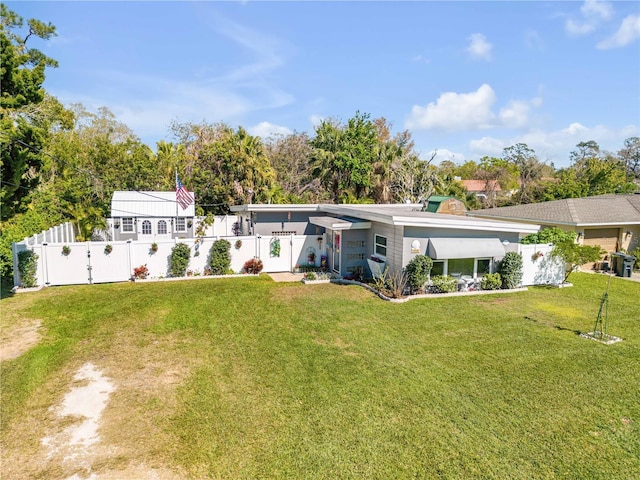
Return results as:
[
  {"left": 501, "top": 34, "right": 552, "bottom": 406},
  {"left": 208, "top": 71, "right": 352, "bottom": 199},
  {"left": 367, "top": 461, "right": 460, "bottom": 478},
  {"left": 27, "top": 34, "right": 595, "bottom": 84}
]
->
[{"left": 469, "top": 194, "right": 640, "bottom": 226}]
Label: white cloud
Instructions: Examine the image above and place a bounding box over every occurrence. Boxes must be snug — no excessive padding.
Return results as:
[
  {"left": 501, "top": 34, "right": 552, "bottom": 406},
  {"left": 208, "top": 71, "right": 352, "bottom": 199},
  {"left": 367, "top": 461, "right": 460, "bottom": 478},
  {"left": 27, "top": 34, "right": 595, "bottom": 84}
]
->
[
  {"left": 429, "top": 149, "right": 466, "bottom": 164},
  {"left": 406, "top": 84, "right": 497, "bottom": 131},
  {"left": 499, "top": 100, "right": 533, "bottom": 129},
  {"left": 581, "top": 0, "right": 614, "bottom": 20},
  {"left": 523, "top": 29, "right": 544, "bottom": 50},
  {"left": 597, "top": 14, "right": 640, "bottom": 49},
  {"left": 466, "top": 33, "right": 493, "bottom": 60},
  {"left": 565, "top": 19, "right": 596, "bottom": 36},
  {"left": 309, "top": 114, "right": 324, "bottom": 128},
  {"left": 469, "top": 137, "right": 506, "bottom": 156},
  {"left": 565, "top": 0, "right": 615, "bottom": 37},
  {"left": 248, "top": 121, "right": 292, "bottom": 139},
  {"left": 468, "top": 122, "right": 639, "bottom": 165},
  {"left": 407, "top": 85, "right": 542, "bottom": 133}
]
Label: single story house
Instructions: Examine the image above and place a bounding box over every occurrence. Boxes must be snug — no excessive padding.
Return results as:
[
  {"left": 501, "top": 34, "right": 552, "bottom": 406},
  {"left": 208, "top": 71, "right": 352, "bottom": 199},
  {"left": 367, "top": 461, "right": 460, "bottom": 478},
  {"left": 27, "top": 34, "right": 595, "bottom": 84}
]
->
[
  {"left": 231, "top": 203, "right": 539, "bottom": 280},
  {"left": 468, "top": 194, "right": 640, "bottom": 266},
  {"left": 461, "top": 179, "right": 503, "bottom": 202},
  {"left": 108, "top": 191, "right": 197, "bottom": 241}
]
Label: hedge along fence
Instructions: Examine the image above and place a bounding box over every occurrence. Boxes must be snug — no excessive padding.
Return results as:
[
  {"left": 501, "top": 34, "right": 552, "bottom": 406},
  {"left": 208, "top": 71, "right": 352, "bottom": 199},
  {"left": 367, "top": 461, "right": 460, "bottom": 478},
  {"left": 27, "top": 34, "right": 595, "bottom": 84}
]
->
[{"left": 11, "top": 234, "right": 321, "bottom": 288}]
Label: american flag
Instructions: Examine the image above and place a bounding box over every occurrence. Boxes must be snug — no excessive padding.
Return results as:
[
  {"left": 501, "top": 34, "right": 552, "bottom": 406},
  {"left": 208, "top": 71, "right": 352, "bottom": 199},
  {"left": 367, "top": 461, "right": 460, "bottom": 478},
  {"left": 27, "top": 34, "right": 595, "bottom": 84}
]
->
[{"left": 175, "top": 173, "right": 194, "bottom": 210}]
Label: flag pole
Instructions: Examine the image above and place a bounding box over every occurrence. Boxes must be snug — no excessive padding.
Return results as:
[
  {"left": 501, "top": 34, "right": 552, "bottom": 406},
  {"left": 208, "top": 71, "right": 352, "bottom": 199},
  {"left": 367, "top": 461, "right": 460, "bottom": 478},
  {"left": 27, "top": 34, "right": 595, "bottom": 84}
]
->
[{"left": 175, "top": 169, "right": 179, "bottom": 227}]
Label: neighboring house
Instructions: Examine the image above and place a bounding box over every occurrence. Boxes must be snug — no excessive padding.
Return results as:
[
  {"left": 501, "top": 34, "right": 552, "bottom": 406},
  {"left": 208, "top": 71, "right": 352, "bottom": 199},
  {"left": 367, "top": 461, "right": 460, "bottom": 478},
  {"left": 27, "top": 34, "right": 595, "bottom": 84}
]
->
[
  {"left": 423, "top": 196, "right": 467, "bottom": 216},
  {"left": 468, "top": 194, "right": 640, "bottom": 259},
  {"left": 461, "top": 179, "right": 503, "bottom": 202},
  {"left": 231, "top": 203, "right": 539, "bottom": 280},
  {"left": 109, "top": 191, "right": 196, "bottom": 241}
]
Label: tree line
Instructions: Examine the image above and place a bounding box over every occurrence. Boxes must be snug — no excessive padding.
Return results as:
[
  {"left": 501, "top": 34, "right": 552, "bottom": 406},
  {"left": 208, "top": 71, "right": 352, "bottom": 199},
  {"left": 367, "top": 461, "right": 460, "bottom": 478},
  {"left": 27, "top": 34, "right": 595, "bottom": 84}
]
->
[{"left": 1, "top": 6, "right": 639, "bottom": 281}]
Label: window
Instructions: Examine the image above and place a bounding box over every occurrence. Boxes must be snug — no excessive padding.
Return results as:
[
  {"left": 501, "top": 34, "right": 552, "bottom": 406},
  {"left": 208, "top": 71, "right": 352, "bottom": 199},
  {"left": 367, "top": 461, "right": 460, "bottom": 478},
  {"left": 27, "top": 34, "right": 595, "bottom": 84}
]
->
[
  {"left": 477, "top": 258, "right": 491, "bottom": 276},
  {"left": 157, "top": 220, "right": 167, "bottom": 235},
  {"left": 448, "top": 258, "right": 474, "bottom": 277},
  {"left": 176, "top": 218, "right": 186, "bottom": 232},
  {"left": 431, "top": 261, "right": 445, "bottom": 276},
  {"left": 374, "top": 234, "right": 387, "bottom": 258},
  {"left": 142, "top": 220, "right": 152, "bottom": 235},
  {"left": 122, "top": 218, "right": 134, "bottom": 233}
]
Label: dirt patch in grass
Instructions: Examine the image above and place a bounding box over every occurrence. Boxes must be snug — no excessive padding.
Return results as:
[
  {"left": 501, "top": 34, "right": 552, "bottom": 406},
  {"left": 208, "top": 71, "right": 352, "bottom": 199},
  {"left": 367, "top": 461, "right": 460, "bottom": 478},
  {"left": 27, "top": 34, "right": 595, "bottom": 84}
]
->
[
  {"left": 0, "top": 319, "right": 42, "bottom": 361},
  {"left": 1, "top": 325, "right": 196, "bottom": 479}
]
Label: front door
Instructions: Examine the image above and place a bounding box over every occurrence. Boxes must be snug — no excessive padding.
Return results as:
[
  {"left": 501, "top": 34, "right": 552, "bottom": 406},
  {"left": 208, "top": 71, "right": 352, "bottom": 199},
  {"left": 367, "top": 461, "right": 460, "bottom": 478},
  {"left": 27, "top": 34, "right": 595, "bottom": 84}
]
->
[{"left": 332, "top": 231, "right": 341, "bottom": 274}]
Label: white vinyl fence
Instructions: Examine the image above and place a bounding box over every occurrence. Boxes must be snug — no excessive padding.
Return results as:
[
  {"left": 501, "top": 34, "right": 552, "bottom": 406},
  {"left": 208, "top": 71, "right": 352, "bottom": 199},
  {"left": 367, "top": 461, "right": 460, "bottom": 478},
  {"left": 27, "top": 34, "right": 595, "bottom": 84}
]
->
[
  {"left": 13, "top": 234, "right": 323, "bottom": 288},
  {"left": 507, "top": 243, "right": 564, "bottom": 286}
]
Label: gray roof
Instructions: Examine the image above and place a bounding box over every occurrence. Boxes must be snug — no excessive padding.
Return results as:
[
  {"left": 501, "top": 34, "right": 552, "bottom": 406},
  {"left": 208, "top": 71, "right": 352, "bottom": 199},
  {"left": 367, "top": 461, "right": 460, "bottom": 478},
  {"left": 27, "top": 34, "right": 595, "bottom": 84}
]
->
[{"left": 469, "top": 194, "right": 640, "bottom": 226}]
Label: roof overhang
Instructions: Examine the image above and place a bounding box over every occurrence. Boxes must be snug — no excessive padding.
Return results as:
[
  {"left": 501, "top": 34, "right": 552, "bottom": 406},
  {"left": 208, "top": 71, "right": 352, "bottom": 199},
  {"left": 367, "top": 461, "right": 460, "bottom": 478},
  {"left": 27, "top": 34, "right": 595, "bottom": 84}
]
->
[
  {"left": 309, "top": 216, "right": 371, "bottom": 230},
  {"left": 230, "top": 204, "right": 322, "bottom": 213},
  {"left": 428, "top": 237, "right": 506, "bottom": 260}
]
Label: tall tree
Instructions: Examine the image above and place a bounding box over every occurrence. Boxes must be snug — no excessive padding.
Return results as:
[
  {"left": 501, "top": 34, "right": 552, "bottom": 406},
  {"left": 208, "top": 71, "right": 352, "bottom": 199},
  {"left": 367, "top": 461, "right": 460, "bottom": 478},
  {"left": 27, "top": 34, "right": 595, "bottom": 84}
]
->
[
  {"left": 502, "top": 143, "right": 545, "bottom": 204},
  {"left": 310, "top": 112, "right": 378, "bottom": 203},
  {"left": 265, "top": 132, "right": 324, "bottom": 202},
  {"left": 0, "top": 5, "right": 58, "bottom": 221},
  {"left": 617, "top": 137, "right": 640, "bottom": 183},
  {"left": 185, "top": 123, "right": 276, "bottom": 213}
]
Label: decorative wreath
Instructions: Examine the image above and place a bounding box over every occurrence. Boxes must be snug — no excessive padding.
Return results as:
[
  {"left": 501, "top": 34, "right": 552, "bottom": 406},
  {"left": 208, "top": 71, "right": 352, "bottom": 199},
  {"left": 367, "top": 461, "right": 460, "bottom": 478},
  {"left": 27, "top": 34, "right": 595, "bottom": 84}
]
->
[{"left": 270, "top": 237, "right": 281, "bottom": 257}]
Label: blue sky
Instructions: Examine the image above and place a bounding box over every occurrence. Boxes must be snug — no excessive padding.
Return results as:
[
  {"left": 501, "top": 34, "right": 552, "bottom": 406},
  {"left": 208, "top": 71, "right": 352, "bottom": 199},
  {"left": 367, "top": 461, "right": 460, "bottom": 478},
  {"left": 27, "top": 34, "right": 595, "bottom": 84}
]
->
[{"left": 10, "top": 1, "right": 640, "bottom": 168}]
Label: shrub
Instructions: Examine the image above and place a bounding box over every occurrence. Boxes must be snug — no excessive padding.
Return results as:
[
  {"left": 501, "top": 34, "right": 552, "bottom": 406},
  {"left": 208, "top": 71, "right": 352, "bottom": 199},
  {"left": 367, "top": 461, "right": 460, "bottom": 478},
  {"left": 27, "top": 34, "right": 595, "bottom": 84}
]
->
[
  {"left": 170, "top": 243, "right": 191, "bottom": 277},
  {"left": 243, "top": 258, "right": 263, "bottom": 274},
  {"left": 429, "top": 275, "right": 458, "bottom": 293},
  {"left": 521, "top": 227, "right": 576, "bottom": 245},
  {"left": 551, "top": 241, "right": 604, "bottom": 283},
  {"left": 498, "top": 252, "right": 523, "bottom": 289},
  {"left": 133, "top": 265, "right": 148, "bottom": 280},
  {"left": 17, "top": 250, "right": 39, "bottom": 288},
  {"left": 631, "top": 246, "right": 640, "bottom": 270},
  {"left": 405, "top": 255, "right": 433, "bottom": 293},
  {"left": 480, "top": 273, "right": 501, "bottom": 291},
  {"left": 304, "top": 271, "right": 317, "bottom": 281},
  {"left": 209, "top": 239, "right": 231, "bottom": 275}
]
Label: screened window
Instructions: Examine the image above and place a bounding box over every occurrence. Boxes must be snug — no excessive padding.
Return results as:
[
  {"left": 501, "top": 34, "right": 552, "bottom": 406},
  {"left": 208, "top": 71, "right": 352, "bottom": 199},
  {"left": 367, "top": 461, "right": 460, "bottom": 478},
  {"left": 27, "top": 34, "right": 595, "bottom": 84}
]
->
[
  {"left": 477, "top": 258, "right": 491, "bottom": 276},
  {"left": 157, "top": 220, "right": 167, "bottom": 235},
  {"left": 431, "top": 261, "right": 445, "bottom": 276},
  {"left": 448, "top": 258, "right": 474, "bottom": 277},
  {"left": 122, "top": 218, "right": 134, "bottom": 233},
  {"left": 142, "top": 220, "right": 152, "bottom": 235},
  {"left": 176, "top": 218, "right": 186, "bottom": 232},
  {"left": 374, "top": 234, "right": 387, "bottom": 258}
]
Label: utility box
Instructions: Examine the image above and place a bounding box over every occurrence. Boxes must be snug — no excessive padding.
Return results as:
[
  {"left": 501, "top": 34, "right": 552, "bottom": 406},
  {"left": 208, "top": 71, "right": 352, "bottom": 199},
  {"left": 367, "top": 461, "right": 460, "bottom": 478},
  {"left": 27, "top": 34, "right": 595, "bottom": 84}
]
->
[{"left": 612, "top": 252, "right": 635, "bottom": 277}]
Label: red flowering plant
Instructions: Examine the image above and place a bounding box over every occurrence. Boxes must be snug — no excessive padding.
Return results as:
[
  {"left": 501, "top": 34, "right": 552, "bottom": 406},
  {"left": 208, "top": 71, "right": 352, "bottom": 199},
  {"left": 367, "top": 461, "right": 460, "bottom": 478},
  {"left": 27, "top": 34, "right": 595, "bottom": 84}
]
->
[{"left": 132, "top": 264, "right": 149, "bottom": 280}]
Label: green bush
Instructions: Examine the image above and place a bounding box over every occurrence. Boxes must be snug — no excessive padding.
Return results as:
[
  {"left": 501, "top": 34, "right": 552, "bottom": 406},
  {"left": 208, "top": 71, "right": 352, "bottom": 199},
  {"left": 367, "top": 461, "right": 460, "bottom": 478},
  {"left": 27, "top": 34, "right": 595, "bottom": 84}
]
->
[
  {"left": 209, "top": 239, "right": 231, "bottom": 275},
  {"left": 17, "top": 250, "right": 39, "bottom": 288},
  {"left": 304, "top": 271, "right": 317, "bottom": 281},
  {"left": 480, "top": 273, "right": 501, "bottom": 291},
  {"left": 169, "top": 243, "right": 191, "bottom": 277},
  {"left": 521, "top": 227, "right": 576, "bottom": 245},
  {"left": 429, "top": 275, "right": 458, "bottom": 293},
  {"left": 405, "top": 255, "right": 433, "bottom": 293},
  {"left": 631, "top": 246, "right": 640, "bottom": 270},
  {"left": 498, "top": 252, "right": 523, "bottom": 289}
]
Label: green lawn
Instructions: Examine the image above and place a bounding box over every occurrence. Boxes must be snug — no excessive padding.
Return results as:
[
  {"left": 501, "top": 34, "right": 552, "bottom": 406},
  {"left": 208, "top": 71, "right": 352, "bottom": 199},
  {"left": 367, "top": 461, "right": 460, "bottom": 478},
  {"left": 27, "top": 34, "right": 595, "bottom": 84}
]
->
[{"left": 1, "top": 273, "right": 639, "bottom": 479}]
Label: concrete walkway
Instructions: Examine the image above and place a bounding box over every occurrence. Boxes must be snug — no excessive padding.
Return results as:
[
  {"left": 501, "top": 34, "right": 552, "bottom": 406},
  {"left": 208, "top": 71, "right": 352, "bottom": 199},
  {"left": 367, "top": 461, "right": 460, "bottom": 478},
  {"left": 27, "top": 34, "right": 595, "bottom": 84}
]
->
[{"left": 268, "top": 272, "right": 305, "bottom": 282}]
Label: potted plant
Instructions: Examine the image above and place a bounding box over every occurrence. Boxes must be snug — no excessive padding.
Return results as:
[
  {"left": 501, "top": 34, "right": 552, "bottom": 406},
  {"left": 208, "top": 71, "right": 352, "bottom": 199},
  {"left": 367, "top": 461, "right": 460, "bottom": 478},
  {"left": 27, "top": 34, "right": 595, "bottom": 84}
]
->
[
  {"left": 62, "top": 245, "right": 71, "bottom": 256},
  {"left": 235, "top": 239, "right": 243, "bottom": 250},
  {"left": 308, "top": 251, "right": 316, "bottom": 264},
  {"left": 150, "top": 242, "right": 158, "bottom": 253},
  {"left": 104, "top": 244, "right": 113, "bottom": 255}
]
